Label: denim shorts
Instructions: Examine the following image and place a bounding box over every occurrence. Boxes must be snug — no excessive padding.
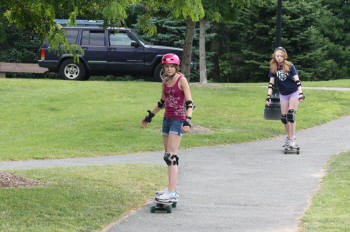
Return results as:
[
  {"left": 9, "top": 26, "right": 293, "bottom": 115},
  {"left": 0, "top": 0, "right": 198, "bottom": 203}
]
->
[
  {"left": 280, "top": 91, "right": 299, "bottom": 102},
  {"left": 162, "top": 117, "right": 183, "bottom": 136}
]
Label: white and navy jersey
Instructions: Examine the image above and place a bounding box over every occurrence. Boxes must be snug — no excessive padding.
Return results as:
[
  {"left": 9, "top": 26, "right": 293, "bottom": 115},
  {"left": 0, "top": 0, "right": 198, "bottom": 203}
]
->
[{"left": 268, "top": 64, "right": 298, "bottom": 95}]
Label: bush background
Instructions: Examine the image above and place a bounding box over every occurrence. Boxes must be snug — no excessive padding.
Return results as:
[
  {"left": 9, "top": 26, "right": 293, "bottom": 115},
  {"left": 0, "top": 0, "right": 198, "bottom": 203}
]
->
[{"left": 1, "top": 0, "right": 350, "bottom": 82}]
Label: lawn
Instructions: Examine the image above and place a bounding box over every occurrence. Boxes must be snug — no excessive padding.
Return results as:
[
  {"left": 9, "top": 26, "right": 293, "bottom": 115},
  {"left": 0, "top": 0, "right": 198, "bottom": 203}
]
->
[
  {"left": 1, "top": 78, "right": 350, "bottom": 231},
  {"left": 299, "top": 152, "right": 350, "bottom": 232},
  {"left": 0, "top": 164, "right": 167, "bottom": 232},
  {"left": 1, "top": 78, "right": 350, "bottom": 160}
]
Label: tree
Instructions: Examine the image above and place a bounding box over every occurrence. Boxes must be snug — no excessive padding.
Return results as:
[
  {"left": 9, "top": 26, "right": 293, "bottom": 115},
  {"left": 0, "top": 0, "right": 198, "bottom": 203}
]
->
[
  {"left": 182, "top": 17, "right": 196, "bottom": 80},
  {"left": 211, "top": 0, "right": 342, "bottom": 82},
  {"left": 199, "top": 0, "right": 266, "bottom": 84},
  {"left": 1, "top": 0, "right": 204, "bottom": 65},
  {"left": 317, "top": 0, "right": 350, "bottom": 78},
  {"left": 199, "top": 17, "right": 207, "bottom": 84}
]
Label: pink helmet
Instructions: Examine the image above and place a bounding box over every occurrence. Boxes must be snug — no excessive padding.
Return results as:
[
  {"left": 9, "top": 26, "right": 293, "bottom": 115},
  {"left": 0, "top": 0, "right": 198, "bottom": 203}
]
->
[{"left": 162, "top": 53, "right": 180, "bottom": 65}]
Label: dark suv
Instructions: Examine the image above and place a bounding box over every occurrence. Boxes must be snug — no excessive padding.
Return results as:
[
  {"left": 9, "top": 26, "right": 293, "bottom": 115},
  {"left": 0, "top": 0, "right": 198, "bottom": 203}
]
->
[{"left": 38, "top": 20, "right": 183, "bottom": 81}]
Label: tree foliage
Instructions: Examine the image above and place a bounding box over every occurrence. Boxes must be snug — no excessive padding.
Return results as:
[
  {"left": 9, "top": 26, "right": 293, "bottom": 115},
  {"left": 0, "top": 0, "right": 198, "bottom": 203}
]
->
[
  {"left": 212, "top": 0, "right": 350, "bottom": 82},
  {"left": 2, "top": 0, "right": 350, "bottom": 82},
  {"left": 1, "top": 0, "right": 204, "bottom": 61}
]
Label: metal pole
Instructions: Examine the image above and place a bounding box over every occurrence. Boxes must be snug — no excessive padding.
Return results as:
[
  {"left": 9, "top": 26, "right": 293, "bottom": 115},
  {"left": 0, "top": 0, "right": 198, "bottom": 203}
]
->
[
  {"left": 265, "top": 0, "right": 282, "bottom": 120},
  {"left": 275, "top": 0, "right": 282, "bottom": 48}
]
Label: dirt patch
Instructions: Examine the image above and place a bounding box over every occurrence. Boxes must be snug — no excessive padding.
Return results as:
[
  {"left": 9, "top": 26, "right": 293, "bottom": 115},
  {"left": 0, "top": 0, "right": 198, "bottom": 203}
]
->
[
  {"left": 0, "top": 172, "right": 45, "bottom": 188},
  {"left": 189, "top": 124, "right": 213, "bottom": 134}
]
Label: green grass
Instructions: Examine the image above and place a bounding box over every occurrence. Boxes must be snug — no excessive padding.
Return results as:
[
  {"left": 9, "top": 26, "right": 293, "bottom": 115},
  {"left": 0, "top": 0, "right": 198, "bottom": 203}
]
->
[
  {"left": 299, "top": 152, "right": 350, "bottom": 232},
  {"left": 303, "top": 79, "right": 350, "bottom": 88},
  {"left": 1, "top": 78, "right": 350, "bottom": 161},
  {"left": 0, "top": 164, "right": 167, "bottom": 232},
  {"left": 1, "top": 78, "right": 350, "bottom": 231}
]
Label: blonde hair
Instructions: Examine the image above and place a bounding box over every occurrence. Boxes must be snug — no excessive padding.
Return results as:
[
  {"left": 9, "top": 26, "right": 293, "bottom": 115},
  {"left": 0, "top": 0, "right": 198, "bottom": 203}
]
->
[{"left": 269, "top": 49, "right": 292, "bottom": 74}]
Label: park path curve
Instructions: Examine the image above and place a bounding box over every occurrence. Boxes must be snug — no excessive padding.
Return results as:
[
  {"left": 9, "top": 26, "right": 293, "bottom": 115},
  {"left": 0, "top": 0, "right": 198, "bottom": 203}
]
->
[
  {"left": 102, "top": 115, "right": 350, "bottom": 232},
  {"left": 1, "top": 115, "right": 350, "bottom": 232}
]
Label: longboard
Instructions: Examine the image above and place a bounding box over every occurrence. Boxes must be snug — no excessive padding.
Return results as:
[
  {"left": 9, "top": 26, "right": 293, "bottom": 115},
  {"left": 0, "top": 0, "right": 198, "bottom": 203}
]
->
[
  {"left": 150, "top": 200, "right": 177, "bottom": 213},
  {"left": 284, "top": 146, "right": 300, "bottom": 155}
]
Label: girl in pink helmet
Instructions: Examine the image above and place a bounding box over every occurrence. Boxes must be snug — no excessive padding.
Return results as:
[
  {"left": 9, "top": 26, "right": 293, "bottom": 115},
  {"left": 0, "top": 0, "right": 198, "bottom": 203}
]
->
[
  {"left": 141, "top": 53, "right": 194, "bottom": 203},
  {"left": 266, "top": 47, "right": 305, "bottom": 149}
]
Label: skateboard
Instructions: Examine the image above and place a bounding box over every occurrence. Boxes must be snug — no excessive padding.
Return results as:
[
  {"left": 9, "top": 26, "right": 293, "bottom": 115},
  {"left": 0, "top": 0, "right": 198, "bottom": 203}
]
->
[
  {"left": 150, "top": 200, "right": 177, "bottom": 213},
  {"left": 284, "top": 145, "right": 300, "bottom": 155}
]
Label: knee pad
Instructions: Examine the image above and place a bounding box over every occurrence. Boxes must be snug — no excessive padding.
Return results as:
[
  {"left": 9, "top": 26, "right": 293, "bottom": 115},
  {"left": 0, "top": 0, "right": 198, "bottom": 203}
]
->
[
  {"left": 163, "top": 152, "right": 179, "bottom": 166},
  {"left": 281, "top": 114, "right": 287, "bottom": 124},
  {"left": 287, "top": 109, "right": 296, "bottom": 123}
]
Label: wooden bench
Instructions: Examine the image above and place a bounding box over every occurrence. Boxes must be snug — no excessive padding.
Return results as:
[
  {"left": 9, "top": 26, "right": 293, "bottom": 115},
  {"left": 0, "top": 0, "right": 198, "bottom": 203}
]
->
[{"left": 0, "top": 62, "right": 48, "bottom": 78}]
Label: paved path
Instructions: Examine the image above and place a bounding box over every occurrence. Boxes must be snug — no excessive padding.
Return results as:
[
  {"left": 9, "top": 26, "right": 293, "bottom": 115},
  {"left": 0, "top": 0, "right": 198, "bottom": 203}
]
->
[
  {"left": 103, "top": 116, "right": 350, "bottom": 232},
  {"left": 2, "top": 115, "right": 350, "bottom": 232}
]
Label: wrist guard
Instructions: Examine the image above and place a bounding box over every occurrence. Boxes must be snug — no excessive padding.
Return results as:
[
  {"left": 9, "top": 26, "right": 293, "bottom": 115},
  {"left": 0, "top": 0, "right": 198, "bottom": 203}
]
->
[
  {"left": 298, "top": 92, "right": 305, "bottom": 100},
  {"left": 183, "top": 117, "right": 192, "bottom": 127},
  {"left": 266, "top": 95, "right": 272, "bottom": 101},
  {"left": 144, "top": 110, "right": 155, "bottom": 123},
  {"left": 295, "top": 80, "right": 302, "bottom": 87},
  {"left": 157, "top": 99, "right": 165, "bottom": 108}
]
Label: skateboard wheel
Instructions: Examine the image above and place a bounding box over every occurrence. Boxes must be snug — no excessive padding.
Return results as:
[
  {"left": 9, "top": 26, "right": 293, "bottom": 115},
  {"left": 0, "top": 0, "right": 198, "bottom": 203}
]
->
[
  {"left": 172, "top": 202, "right": 177, "bottom": 208},
  {"left": 297, "top": 151, "right": 300, "bottom": 154},
  {"left": 284, "top": 150, "right": 287, "bottom": 154},
  {"left": 150, "top": 206, "right": 156, "bottom": 213},
  {"left": 166, "top": 206, "right": 172, "bottom": 213}
]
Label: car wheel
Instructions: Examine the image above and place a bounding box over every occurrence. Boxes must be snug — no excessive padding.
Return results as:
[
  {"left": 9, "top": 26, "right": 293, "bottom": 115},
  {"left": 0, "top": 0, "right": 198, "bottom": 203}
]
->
[
  {"left": 153, "top": 63, "right": 162, "bottom": 82},
  {"left": 59, "top": 59, "right": 86, "bottom": 80}
]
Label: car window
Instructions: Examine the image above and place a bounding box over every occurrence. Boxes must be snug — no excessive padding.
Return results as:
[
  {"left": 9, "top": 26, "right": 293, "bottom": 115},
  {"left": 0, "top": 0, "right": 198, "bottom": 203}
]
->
[
  {"left": 82, "top": 30, "right": 105, "bottom": 46},
  {"left": 109, "top": 31, "right": 133, "bottom": 46},
  {"left": 63, "top": 29, "right": 79, "bottom": 44},
  {"left": 132, "top": 30, "right": 148, "bottom": 45}
]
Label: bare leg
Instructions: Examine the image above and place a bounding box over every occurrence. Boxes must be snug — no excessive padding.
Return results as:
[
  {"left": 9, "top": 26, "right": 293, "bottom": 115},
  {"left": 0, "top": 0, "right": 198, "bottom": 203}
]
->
[
  {"left": 288, "top": 98, "right": 299, "bottom": 139},
  {"left": 280, "top": 101, "right": 290, "bottom": 137},
  {"left": 162, "top": 134, "right": 182, "bottom": 192}
]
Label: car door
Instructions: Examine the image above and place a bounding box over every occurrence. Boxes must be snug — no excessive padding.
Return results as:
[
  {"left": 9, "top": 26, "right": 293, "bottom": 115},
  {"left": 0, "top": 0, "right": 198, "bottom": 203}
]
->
[
  {"left": 107, "top": 30, "right": 145, "bottom": 74},
  {"left": 81, "top": 29, "right": 108, "bottom": 71}
]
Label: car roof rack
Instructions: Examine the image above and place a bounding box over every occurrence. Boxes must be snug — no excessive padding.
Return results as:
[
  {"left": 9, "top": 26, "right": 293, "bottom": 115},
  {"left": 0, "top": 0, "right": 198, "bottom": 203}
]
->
[{"left": 54, "top": 19, "right": 104, "bottom": 26}]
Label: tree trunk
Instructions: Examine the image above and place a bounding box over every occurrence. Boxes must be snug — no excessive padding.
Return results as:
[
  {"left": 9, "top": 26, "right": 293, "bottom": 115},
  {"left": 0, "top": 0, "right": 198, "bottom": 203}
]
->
[
  {"left": 181, "top": 16, "right": 196, "bottom": 82},
  {"left": 211, "top": 22, "right": 220, "bottom": 82},
  {"left": 199, "top": 18, "right": 207, "bottom": 84}
]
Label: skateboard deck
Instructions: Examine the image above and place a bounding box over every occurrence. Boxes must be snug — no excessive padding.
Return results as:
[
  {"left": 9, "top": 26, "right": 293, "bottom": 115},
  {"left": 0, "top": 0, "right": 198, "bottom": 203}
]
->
[
  {"left": 284, "top": 146, "right": 300, "bottom": 154},
  {"left": 150, "top": 200, "right": 177, "bottom": 213}
]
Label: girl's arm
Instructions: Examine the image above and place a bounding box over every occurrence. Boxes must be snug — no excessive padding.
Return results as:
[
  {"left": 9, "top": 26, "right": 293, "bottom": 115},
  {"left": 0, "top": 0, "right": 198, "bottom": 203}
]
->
[
  {"left": 180, "top": 77, "right": 193, "bottom": 119},
  {"left": 179, "top": 76, "right": 193, "bottom": 133},
  {"left": 293, "top": 75, "right": 305, "bottom": 102},
  {"left": 141, "top": 83, "right": 165, "bottom": 128}
]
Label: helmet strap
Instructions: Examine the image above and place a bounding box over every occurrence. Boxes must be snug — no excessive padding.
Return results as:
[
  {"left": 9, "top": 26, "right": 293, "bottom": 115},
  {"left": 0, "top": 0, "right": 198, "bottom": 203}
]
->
[{"left": 164, "top": 73, "right": 175, "bottom": 84}]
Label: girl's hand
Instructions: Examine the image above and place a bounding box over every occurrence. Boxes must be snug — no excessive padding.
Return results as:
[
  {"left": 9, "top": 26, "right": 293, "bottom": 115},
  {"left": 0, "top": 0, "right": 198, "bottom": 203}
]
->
[
  {"left": 182, "top": 125, "right": 191, "bottom": 133},
  {"left": 298, "top": 93, "right": 305, "bottom": 103},
  {"left": 141, "top": 110, "right": 155, "bottom": 128},
  {"left": 182, "top": 118, "right": 192, "bottom": 133},
  {"left": 141, "top": 118, "right": 148, "bottom": 128},
  {"left": 266, "top": 95, "right": 272, "bottom": 106}
]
